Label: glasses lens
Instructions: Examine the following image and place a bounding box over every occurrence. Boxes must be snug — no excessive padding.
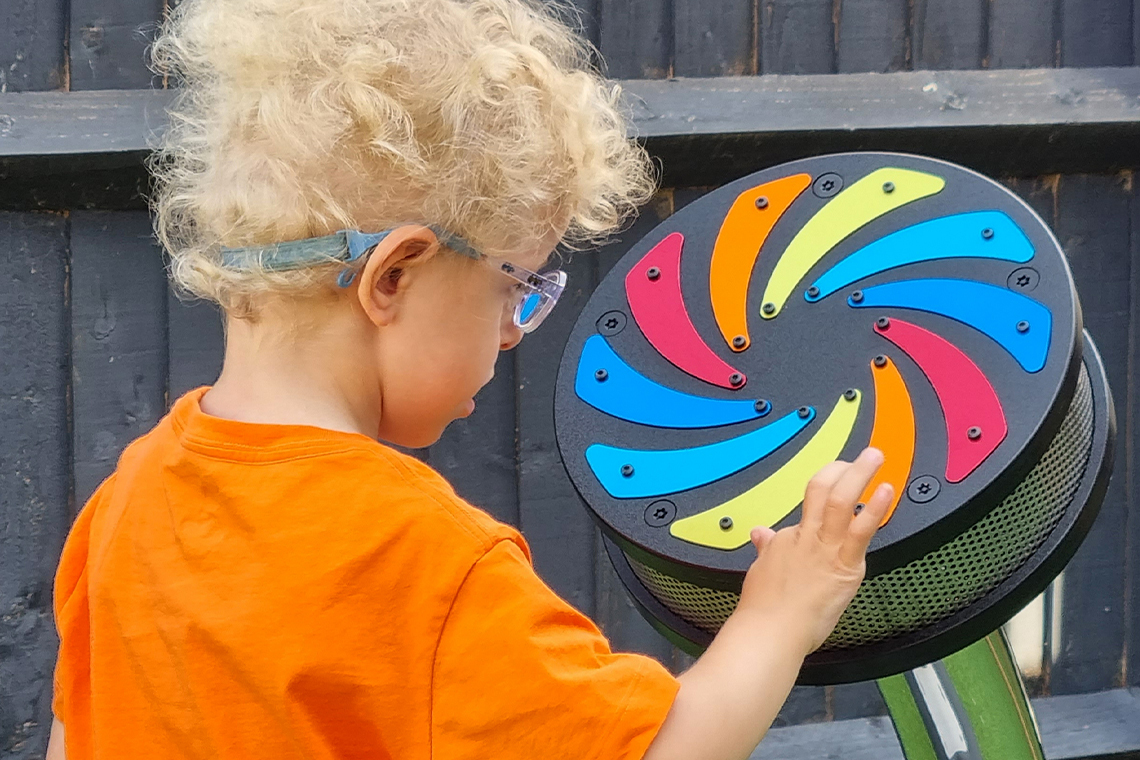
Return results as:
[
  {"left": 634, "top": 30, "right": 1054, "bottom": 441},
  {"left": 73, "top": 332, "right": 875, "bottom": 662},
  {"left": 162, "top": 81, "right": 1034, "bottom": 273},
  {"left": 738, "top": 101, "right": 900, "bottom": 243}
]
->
[{"left": 518, "top": 292, "right": 542, "bottom": 324}]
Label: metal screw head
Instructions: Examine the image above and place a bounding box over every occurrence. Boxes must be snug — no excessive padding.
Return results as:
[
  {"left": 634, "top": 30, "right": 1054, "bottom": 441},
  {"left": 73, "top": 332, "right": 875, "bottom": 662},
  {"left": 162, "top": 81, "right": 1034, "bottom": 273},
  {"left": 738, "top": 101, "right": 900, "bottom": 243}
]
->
[
  {"left": 620, "top": 464, "right": 635, "bottom": 477},
  {"left": 596, "top": 310, "right": 627, "bottom": 337},
  {"left": 762, "top": 302, "right": 776, "bottom": 315},
  {"left": 982, "top": 228, "right": 995, "bottom": 240},
  {"left": 1017, "top": 320, "right": 1030, "bottom": 333},
  {"left": 1008, "top": 267, "right": 1040, "bottom": 292},
  {"left": 907, "top": 475, "right": 941, "bottom": 503},
  {"left": 754, "top": 399, "right": 770, "bottom": 414},
  {"left": 646, "top": 267, "right": 661, "bottom": 281},
  {"left": 755, "top": 196, "right": 769, "bottom": 209},
  {"left": 798, "top": 406, "right": 811, "bottom": 419},
  {"left": 806, "top": 285, "right": 821, "bottom": 299},
  {"left": 719, "top": 516, "right": 734, "bottom": 530},
  {"left": 876, "top": 316, "right": 891, "bottom": 330},
  {"left": 594, "top": 368, "right": 608, "bottom": 382},
  {"left": 883, "top": 181, "right": 896, "bottom": 193},
  {"left": 729, "top": 372, "right": 745, "bottom": 387},
  {"left": 644, "top": 500, "right": 677, "bottom": 527},
  {"left": 874, "top": 354, "right": 888, "bottom": 368},
  {"left": 732, "top": 335, "right": 747, "bottom": 349},
  {"left": 844, "top": 388, "right": 858, "bottom": 401},
  {"left": 812, "top": 172, "right": 844, "bottom": 198},
  {"left": 967, "top": 426, "right": 982, "bottom": 441},
  {"left": 851, "top": 290, "right": 864, "bottom": 303}
]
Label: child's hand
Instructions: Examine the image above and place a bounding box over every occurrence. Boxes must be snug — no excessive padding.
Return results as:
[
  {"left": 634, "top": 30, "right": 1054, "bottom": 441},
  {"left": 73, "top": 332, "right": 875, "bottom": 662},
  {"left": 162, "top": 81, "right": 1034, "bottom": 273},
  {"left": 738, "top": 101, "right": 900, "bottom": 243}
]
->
[{"left": 734, "top": 447, "right": 893, "bottom": 656}]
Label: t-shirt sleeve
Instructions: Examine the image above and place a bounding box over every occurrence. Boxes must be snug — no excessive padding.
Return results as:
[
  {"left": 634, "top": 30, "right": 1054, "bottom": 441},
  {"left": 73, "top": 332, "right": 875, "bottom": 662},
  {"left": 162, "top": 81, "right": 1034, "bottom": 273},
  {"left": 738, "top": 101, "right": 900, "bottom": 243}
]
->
[{"left": 431, "top": 539, "right": 679, "bottom": 760}]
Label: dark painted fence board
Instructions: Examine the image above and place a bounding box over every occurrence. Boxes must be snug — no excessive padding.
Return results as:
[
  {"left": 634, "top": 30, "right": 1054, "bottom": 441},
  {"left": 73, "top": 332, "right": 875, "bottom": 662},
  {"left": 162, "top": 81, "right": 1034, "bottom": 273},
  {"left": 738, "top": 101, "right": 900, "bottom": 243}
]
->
[
  {"left": 760, "top": 0, "right": 835, "bottom": 74},
  {"left": 911, "top": 0, "right": 986, "bottom": 69},
  {"left": 516, "top": 249, "right": 598, "bottom": 615},
  {"left": 0, "top": 213, "right": 69, "bottom": 759},
  {"left": 166, "top": 294, "right": 224, "bottom": 402},
  {"left": 70, "top": 0, "right": 164, "bottom": 90},
  {"left": 598, "top": 0, "right": 671, "bottom": 79},
  {"left": 1051, "top": 173, "right": 1131, "bottom": 695},
  {"left": 830, "top": 679, "right": 888, "bottom": 720},
  {"left": 70, "top": 211, "right": 166, "bottom": 505},
  {"left": 428, "top": 352, "right": 519, "bottom": 526},
  {"left": 674, "top": 0, "right": 753, "bottom": 76},
  {"left": 990, "top": 0, "right": 1058, "bottom": 68},
  {"left": 1127, "top": 178, "right": 1140, "bottom": 688},
  {"left": 0, "top": 0, "right": 66, "bottom": 92},
  {"left": 1061, "top": 0, "right": 1134, "bottom": 67},
  {"left": 835, "top": 0, "right": 908, "bottom": 73}
]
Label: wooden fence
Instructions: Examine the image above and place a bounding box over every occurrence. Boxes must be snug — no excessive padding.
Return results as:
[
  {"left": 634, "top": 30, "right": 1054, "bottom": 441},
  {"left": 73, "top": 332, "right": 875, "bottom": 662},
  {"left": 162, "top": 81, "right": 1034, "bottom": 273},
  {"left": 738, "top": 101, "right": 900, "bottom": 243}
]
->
[{"left": 3, "top": 0, "right": 1140, "bottom": 758}]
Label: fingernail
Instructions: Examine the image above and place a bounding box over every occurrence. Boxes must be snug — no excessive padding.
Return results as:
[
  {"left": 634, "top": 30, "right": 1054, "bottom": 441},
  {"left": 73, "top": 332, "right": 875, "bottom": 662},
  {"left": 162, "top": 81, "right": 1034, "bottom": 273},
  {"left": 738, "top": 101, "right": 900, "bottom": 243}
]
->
[{"left": 864, "top": 447, "right": 884, "bottom": 464}]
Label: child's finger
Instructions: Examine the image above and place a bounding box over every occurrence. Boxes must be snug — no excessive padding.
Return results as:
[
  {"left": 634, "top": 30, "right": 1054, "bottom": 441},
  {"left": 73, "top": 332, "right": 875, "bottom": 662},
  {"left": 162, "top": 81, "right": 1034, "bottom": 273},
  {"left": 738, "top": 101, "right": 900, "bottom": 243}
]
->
[
  {"left": 750, "top": 525, "right": 776, "bottom": 556},
  {"left": 799, "top": 461, "right": 850, "bottom": 534},
  {"left": 818, "top": 448, "right": 884, "bottom": 543},
  {"left": 840, "top": 482, "right": 894, "bottom": 566}
]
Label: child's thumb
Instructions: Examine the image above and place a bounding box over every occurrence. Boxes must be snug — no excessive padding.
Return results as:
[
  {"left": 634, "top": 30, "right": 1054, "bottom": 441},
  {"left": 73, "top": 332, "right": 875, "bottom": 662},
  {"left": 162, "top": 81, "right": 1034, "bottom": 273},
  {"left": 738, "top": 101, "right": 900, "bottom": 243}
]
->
[{"left": 750, "top": 525, "right": 776, "bottom": 555}]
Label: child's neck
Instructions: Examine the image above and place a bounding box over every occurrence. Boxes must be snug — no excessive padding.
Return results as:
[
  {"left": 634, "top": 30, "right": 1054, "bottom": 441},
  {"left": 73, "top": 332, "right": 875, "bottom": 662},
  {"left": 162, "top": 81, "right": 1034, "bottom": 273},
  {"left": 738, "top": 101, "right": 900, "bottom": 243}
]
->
[{"left": 200, "top": 313, "right": 381, "bottom": 439}]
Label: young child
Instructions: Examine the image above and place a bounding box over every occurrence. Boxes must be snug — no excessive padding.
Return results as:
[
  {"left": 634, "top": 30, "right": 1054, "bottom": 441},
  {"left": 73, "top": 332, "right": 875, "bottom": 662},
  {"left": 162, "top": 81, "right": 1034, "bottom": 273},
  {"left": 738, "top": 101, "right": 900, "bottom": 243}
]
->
[{"left": 48, "top": 1, "right": 893, "bottom": 758}]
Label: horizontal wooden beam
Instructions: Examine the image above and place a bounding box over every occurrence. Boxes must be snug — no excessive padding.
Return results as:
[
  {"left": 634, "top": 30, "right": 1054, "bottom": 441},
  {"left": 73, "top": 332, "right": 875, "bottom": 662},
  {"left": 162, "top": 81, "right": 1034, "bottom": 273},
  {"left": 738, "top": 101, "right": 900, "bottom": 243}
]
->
[
  {"left": 752, "top": 687, "right": 1140, "bottom": 760},
  {"left": 1, "top": 66, "right": 1140, "bottom": 202}
]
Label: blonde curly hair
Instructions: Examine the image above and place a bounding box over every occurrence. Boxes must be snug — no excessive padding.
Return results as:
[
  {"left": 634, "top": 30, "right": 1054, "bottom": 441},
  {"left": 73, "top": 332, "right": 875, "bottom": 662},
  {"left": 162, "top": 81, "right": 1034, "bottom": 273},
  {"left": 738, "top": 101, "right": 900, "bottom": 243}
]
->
[{"left": 150, "top": 0, "right": 655, "bottom": 316}]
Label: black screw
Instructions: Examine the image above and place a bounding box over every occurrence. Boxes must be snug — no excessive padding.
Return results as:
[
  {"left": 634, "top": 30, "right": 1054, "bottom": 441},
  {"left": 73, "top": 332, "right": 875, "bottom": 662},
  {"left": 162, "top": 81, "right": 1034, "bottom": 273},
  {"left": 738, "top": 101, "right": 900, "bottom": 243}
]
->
[
  {"left": 851, "top": 290, "right": 864, "bottom": 304},
  {"left": 594, "top": 368, "right": 608, "bottom": 382},
  {"left": 596, "top": 310, "right": 627, "bottom": 337},
  {"left": 754, "top": 399, "right": 770, "bottom": 414},
  {"left": 877, "top": 316, "right": 891, "bottom": 330},
  {"left": 844, "top": 388, "right": 857, "bottom": 401},
  {"left": 967, "top": 426, "right": 982, "bottom": 441},
  {"left": 854, "top": 503, "right": 865, "bottom": 515},
  {"left": 644, "top": 500, "right": 677, "bottom": 527},
  {"left": 755, "top": 196, "right": 769, "bottom": 209},
  {"left": 732, "top": 335, "right": 747, "bottom": 349},
  {"left": 908, "top": 475, "right": 941, "bottom": 503},
  {"left": 982, "top": 228, "right": 995, "bottom": 240},
  {"left": 883, "top": 181, "right": 896, "bottom": 193},
  {"left": 621, "top": 464, "right": 635, "bottom": 477},
  {"left": 874, "top": 354, "right": 888, "bottom": 368},
  {"left": 646, "top": 267, "right": 661, "bottom": 281},
  {"left": 719, "top": 516, "right": 734, "bottom": 530},
  {"left": 1017, "top": 320, "right": 1030, "bottom": 333},
  {"left": 729, "top": 372, "right": 744, "bottom": 387},
  {"left": 762, "top": 302, "right": 776, "bottom": 315},
  {"left": 807, "top": 285, "right": 821, "bottom": 299},
  {"left": 798, "top": 406, "right": 811, "bottom": 419}
]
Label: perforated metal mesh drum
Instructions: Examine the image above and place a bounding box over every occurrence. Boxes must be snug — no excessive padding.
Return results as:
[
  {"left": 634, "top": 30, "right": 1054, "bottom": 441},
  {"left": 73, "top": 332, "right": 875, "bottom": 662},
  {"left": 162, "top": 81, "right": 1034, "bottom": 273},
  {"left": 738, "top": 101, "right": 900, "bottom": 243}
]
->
[{"left": 554, "top": 153, "right": 1115, "bottom": 684}]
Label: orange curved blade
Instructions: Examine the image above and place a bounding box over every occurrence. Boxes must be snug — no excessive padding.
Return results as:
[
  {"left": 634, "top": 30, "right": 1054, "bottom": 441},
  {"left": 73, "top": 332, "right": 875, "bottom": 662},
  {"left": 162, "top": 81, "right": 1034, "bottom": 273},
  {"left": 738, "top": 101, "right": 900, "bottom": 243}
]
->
[
  {"left": 709, "top": 174, "right": 811, "bottom": 351},
  {"left": 860, "top": 356, "right": 916, "bottom": 526}
]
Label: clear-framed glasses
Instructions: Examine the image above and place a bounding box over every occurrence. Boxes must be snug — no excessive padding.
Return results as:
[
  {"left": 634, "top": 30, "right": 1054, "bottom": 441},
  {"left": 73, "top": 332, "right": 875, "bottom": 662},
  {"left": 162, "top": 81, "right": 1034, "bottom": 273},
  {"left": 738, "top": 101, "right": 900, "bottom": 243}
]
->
[{"left": 218, "top": 225, "right": 568, "bottom": 334}]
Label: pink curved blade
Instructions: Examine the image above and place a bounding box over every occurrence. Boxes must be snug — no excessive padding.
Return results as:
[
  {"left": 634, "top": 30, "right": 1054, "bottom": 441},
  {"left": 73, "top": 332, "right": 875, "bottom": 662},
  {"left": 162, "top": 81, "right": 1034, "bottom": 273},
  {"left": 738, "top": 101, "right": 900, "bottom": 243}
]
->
[
  {"left": 874, "top": 317, "right": 1007, "bottom": 483},
  {"left": 625, "top": 232, "right": 747, "bottom": 390}
]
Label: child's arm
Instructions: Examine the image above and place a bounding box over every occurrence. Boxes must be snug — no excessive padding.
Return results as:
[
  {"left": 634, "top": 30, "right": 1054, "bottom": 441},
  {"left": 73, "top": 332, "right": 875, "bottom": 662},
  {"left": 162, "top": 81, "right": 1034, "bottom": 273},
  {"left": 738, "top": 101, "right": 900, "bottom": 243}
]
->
[
  {"left": 46, "top": 718, "right": 66, "bottom": 760},
  {"left": 643, "top": 448, "right": 893, "bottom": 760}
]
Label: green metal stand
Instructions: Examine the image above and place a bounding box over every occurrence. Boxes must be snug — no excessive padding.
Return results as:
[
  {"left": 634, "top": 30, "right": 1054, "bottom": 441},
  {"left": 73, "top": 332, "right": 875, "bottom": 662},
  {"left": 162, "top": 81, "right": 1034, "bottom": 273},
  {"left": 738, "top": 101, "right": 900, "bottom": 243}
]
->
[{"left": 878, "top": 629, "right": 1045, "bottom": 760}]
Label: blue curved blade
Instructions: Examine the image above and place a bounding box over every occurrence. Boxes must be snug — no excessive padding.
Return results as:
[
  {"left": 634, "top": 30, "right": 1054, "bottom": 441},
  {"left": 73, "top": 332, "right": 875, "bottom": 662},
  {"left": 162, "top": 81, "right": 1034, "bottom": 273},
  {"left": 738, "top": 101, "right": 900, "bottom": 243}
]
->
[
  {"left": 807, "top": 211, "right": 1034, "bottom": 302},
  {"left": 575, "top": 335, "right": 767, "bottom": 428},
  {"left": 586, "top": 407, "right": 815, "bottom": 498},
  {"left": 849, "top": 279, "right": 1052, "bottom": 372}
]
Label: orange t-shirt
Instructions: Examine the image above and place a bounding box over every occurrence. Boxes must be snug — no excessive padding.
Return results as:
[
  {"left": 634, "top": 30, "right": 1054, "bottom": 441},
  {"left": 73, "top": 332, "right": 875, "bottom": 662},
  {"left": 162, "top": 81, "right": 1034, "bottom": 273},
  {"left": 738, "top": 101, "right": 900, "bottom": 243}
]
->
[{"left": 53, "top": 388, "right": 679, "bottom": 759}]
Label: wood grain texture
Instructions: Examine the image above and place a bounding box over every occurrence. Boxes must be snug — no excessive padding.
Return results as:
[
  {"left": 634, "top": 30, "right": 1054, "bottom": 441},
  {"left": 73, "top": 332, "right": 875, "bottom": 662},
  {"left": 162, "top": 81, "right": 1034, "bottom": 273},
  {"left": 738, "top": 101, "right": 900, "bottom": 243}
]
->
[
  {"left": 760, "top": 0, "right": 835, "bottom": 74},
  {"left": 167, "top": 293, "right": 224, "bottom": 402},
  {"left": 911, "top": 0, "right": 986, "bottom": 69},
  {"left": 70, "top": 0, "right": 164, "bottom": 90},
  {"left": 0, "top": 213, "right": 69, "bottom": 759},
  {"left": 674, "top": 0, "right": 754, "bottom": 76},
  {"left": 70, "top": 211, "right": 166, "bottom": 505},
  {"left": 516, "top": 249, "right": 598, "bottom": 615},
  {"left": 428, "top": 351, "right": 519, "bottom": 526},
  {"left": 1061, "top": 0, "right": 1133, "bottom": 67},
  {"left": 990, "top": 0, "right": 1058, "bottom": 68},
  {"left": 1050, "top": 173, "right": 1131, "bottom": 695},
  {"left": 835, "top": 0, "right": 908, "bottom": 73},
  {"left": 598, "top": 0, "right": 671, "bottom": 79},
  {"left": 0, "top": 0, "right": 66, "bottom": 91}
]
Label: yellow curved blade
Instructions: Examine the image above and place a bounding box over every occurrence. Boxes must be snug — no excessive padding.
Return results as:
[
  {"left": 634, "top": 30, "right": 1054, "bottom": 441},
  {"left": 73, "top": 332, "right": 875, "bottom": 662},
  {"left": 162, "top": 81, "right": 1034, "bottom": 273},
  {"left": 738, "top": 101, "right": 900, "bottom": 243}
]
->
[
  {"left": 760, "top": 168, "right": 946, "bottom": 319},
  {"left": 670, "top": 391, "right": 862, "bottom": 550}
]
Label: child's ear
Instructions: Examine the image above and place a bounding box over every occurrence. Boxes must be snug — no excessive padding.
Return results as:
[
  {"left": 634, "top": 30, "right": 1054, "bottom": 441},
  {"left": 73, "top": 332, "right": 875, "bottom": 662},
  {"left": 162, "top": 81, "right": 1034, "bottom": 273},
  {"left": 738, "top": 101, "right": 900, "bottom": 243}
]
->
[{"left": 355, "top": 225, "right": 440, "bottom": 326}]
